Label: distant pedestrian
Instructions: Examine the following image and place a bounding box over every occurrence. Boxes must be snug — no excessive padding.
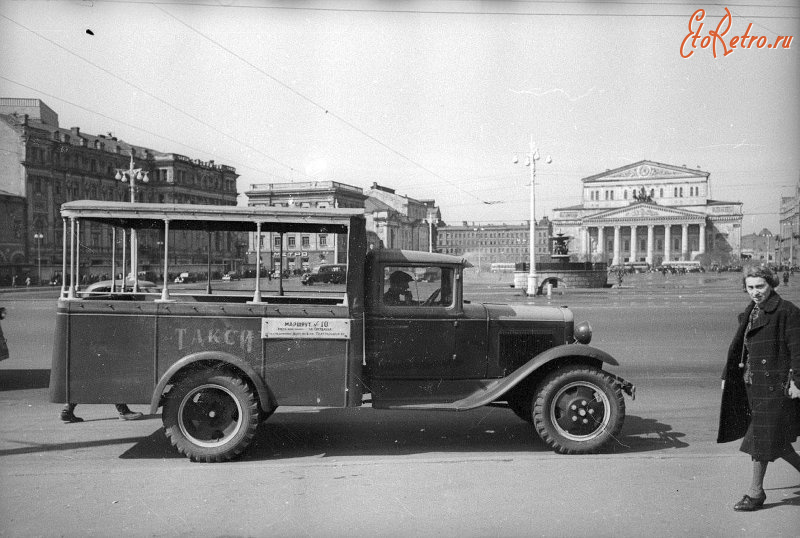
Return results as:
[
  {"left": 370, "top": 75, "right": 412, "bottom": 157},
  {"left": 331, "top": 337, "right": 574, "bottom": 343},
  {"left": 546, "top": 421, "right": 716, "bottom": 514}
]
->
[
  {"left": 25, "top": 276, "right": 30, "bottom": 287},
  {"left": 11, "top": 275, "right": 16, "bottom": 287},
  {"left": 0, "top": 306, "right": 9, "bottom": 362},
  {"left": 783, "top": 271, "right": 790, "bottom": 286},
  {"left": 717, "top": 266, "right": 800, "bottom": 511}
]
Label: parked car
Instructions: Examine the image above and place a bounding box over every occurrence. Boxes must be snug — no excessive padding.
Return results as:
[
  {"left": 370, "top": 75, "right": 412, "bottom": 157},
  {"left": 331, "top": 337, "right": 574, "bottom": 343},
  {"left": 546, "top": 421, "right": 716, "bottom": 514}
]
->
[
  {"left": 174, "top": 272, "right": 196, "bottom": 284},
  {"left": 301, "top": 264, "right": 347, "bottom": 285},
  {"left": 222, "top": 272, "right": 240, "bottom": 281},
  {"left": 80, "top": 279, "right": 157, "bottom": 297}
]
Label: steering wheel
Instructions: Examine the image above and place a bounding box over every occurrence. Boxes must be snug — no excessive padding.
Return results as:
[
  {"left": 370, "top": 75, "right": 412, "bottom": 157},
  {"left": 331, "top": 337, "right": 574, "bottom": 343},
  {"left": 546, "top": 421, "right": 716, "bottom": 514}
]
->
[{"left": 422, "top": 288, "right": 441, "bottom": 306}]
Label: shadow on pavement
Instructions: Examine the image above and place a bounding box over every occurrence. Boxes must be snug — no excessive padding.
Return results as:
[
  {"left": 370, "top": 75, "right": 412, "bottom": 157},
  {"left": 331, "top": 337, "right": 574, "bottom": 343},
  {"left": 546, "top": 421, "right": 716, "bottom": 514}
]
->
[
  {"left": 0, "top": 369, "right": 50, "bottom": 391},
  {"left": 762, "top": 485, "right": 800, "bottom": 510},
  {"left": 119, "top": 427, "right": 182, "bottom": 459},
  {"left": 118, "top": 409, "right": 689, "bottom": 461},
  {"left": 609, "top": 415, "right": 689, "bottom": 453},
  {"left": 0, "top": 436, "right": 147, "bottom": 458}
]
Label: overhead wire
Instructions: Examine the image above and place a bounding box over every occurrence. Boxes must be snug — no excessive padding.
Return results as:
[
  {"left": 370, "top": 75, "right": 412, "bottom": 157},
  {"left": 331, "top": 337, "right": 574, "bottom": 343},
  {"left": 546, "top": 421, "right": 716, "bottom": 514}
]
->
[
  {"left": 0, "top": 75, "right": 290, "bottom": 181},
  {"left": 151, "top": 3, "right": 500, "bottom": 204},
  {"left": 2, "top": 1, "right": 795, "bottom": 212},
  {"left": 84, "top": 0, "right": 800, "bottom": 18},
  {"left": 0, "top": 13, "right": 305, "bottom": 181}
]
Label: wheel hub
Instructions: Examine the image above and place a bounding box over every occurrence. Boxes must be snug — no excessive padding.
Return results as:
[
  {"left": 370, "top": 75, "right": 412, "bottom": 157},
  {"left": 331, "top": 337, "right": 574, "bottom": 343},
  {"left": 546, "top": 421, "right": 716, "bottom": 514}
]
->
[
  {"left": 178, "top": 384, "right": 243, "bottom": 448},
  {"left": 567, "top": 397, "right": 598, "bottom": 425},
  {"left": 551, "top": 382, "right": 610, "bottom": 440}
]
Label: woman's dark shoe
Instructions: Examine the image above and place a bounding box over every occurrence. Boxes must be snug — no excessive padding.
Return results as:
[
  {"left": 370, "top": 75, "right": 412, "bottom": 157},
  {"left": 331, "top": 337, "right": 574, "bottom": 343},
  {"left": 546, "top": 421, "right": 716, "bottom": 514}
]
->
[{"left": 733, "top": 493, "right": 766, "bottom": 511}]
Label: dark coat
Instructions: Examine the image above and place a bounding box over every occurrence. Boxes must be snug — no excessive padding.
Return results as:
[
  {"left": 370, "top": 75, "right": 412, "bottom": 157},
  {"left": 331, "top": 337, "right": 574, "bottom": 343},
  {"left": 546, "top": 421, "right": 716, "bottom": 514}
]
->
[{"left": 717, "top": 292, "right": 800, "bottom": 458}]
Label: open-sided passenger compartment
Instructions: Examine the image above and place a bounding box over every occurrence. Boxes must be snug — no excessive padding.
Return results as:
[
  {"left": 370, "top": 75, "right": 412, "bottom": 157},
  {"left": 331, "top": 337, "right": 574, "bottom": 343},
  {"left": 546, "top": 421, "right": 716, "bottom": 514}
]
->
[{"left": 58, "top": 200, "right": 366, "bottom": 308}]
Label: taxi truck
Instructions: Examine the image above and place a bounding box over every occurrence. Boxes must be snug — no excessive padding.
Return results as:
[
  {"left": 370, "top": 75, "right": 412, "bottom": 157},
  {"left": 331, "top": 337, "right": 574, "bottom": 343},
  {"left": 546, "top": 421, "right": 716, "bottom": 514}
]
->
[{"left": 50, "top": 201, "right": 634, "bottom": 462}]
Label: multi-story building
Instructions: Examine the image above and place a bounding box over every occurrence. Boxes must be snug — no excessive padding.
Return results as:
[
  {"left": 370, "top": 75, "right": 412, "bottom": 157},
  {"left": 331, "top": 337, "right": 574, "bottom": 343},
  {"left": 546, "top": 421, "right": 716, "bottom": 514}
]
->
[
  {"left": 244, "top": 180, "right": 367, "bottom": 273},
  {"left": 244, "top": 180, "right": 441, "bottom": 274},
  {"left": 740, "top": 229, "right": 778, "bottom": 264},
  {"left": 0, "top": 97, "right": 241, "bottom": 284},
  {"left": 551, "top": 160, "right": 743, "bottom": 266},
  {"left": 779, "top": 176, "right": 800, "bottom": 268},
  {"left": 364, "top": 183, "right": 433, "bottom": 252},
  {"left": 437, "top": 218, "right": 552, "bottom": 271}
]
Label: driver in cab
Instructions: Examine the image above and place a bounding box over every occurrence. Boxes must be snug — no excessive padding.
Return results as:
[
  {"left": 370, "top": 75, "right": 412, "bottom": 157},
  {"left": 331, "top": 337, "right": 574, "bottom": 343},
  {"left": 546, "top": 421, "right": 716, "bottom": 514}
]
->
[{"left": 384, "top": 270, "right": 414, "bottom": 306}]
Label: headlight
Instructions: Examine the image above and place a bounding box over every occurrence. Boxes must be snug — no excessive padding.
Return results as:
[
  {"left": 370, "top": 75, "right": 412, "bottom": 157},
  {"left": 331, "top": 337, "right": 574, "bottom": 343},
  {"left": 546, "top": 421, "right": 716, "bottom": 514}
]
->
[{"left": 574, "top": 321, "right": 592, "bottom": 344}]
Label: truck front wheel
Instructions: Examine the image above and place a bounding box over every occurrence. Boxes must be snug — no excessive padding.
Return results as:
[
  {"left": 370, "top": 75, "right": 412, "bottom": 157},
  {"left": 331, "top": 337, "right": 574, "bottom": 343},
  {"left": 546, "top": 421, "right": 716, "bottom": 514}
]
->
[
  {"left": 163, "top": 371, "right": 259, "bottom": 462},
  {"left": 532, "top": 366, "right": 625, "bottom": 454}
]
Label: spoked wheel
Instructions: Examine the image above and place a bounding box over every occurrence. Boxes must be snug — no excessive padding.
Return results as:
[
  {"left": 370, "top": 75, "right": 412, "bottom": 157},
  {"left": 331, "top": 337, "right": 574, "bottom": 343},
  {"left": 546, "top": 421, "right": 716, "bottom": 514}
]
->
[
  {"left": 532, "top": 366, "right": 625, "bottom": 454},
  {"left": 163, "top": 371, "right": 259, "bottom": 462}
]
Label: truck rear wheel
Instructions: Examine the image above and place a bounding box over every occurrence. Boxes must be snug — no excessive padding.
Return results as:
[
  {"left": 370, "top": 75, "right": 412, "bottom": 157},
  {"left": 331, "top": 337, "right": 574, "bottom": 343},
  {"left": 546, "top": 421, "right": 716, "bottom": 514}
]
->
[
  {"left": 532, "top": 366, "right": 625, "bottom": 454},
  {"left": 163, "top": 371, "right": 259, "bottom": 462}
]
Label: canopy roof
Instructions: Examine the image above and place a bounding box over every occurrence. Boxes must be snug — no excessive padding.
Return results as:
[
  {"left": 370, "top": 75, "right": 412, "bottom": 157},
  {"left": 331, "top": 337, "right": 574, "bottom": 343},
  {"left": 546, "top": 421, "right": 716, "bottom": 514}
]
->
[
  {"left": 368, "top": 249, "right": 473, "bottom": 267},
  {"left": 60, "top": 200, "right": 365, "bottom": 233}
]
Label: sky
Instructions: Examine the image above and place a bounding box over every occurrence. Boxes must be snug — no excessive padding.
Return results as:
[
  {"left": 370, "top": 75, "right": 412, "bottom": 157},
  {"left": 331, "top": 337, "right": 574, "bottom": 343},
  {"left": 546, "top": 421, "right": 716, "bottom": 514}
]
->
[{"left": 1, "top": 0, "right": 798, "bottom": 235}]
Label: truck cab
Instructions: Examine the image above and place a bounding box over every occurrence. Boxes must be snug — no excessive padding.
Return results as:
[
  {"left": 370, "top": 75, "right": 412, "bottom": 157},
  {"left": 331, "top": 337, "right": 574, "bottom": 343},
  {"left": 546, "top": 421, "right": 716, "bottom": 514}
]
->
[{"left": 362, "top": 249, "right": 634, "bottom": 453}]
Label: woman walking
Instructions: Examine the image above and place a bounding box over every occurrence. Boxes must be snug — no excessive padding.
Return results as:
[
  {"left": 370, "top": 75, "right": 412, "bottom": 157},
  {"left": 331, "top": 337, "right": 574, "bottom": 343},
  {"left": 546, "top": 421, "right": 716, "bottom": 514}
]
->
[{"left": 718, "top": 266, "right": 800, "bottom": 511}]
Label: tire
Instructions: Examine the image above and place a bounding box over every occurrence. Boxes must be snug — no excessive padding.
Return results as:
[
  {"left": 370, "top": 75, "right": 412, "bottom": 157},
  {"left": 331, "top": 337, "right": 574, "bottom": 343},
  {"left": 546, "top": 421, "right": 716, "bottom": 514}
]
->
[
  {"left": 163, "top": 371, "right": 259, "bottom": 462},
  {"left": 532, "top": 366, "right": 625, "bottom": 454}
]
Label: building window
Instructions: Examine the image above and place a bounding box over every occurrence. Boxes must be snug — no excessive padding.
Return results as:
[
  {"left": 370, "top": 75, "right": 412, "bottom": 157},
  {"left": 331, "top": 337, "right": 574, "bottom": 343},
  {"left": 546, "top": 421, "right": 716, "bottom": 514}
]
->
[
  {"left": 319, "top": 234, "right": 327, "bottom": 247},
  {"left": 301, "top": 236, "right": 310, "bottom": 248},
  {"left": 274, "top": 236, "right": 281, "bottom": 248},
  {"left": 288, "top": 236, "right": 296, "bottom": 248}
]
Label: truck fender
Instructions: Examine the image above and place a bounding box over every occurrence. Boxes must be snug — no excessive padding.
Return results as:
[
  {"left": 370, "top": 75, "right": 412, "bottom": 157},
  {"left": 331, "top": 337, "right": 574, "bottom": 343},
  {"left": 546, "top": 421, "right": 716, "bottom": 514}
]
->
[
  {"left": 395, "top": 344, "right": 624, "bottom": 412},
  {"left": 149, "top": 351, "right": 276, "bottom": 415},
  {"left": 492, "top": 344, "right": 619, "bottom": 401}
]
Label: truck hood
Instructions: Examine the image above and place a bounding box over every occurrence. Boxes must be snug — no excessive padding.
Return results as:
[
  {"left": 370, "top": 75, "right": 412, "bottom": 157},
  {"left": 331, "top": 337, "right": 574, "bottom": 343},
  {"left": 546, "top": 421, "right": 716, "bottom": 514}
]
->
[{"left": 480, "top": 303, "right": 574, "bottom": 323}]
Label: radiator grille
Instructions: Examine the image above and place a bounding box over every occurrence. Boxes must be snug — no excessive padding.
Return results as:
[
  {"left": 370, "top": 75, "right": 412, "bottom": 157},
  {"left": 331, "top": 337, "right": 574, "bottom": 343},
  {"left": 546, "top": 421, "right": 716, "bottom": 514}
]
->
[{"left": 498, "top": 332, "right": 554, "bottom": 373}]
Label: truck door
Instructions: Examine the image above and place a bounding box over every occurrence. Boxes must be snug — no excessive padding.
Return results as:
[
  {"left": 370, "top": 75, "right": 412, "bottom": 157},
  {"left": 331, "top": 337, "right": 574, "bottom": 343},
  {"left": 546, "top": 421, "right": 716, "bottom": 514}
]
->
[{"left": 366, "top": 266, "right": 485, "bottom": 382}]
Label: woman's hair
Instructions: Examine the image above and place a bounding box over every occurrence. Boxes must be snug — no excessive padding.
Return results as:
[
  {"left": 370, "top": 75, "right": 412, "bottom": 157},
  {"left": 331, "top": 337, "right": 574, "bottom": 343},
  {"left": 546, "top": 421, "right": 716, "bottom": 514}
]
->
[{"left": 742, "top": 265, "right": 780, "bottom": 289}]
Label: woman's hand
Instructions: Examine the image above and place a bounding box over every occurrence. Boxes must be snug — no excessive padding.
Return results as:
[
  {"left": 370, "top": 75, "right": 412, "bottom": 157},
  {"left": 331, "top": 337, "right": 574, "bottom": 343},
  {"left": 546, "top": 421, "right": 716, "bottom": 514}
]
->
[{"left": 789, "top": 379, "right": 800, "bottom": 399}]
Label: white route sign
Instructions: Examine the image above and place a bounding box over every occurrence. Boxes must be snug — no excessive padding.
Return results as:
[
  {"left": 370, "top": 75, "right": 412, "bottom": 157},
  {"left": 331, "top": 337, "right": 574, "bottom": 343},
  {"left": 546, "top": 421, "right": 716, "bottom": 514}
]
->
[{"left": 261, "top": 318, "right": 351, "bottom": 340}]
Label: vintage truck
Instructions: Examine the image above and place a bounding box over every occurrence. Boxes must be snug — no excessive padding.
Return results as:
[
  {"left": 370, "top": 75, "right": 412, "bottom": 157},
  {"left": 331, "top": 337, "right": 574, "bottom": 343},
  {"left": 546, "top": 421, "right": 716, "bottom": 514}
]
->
[{"left": 50, "top": 201, "right": 634, "bottom": 462}]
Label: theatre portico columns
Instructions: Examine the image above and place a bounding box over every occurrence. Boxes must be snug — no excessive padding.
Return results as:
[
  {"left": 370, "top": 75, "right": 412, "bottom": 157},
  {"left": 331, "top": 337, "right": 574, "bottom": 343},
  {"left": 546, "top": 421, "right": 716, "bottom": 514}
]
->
[{"left": 581, "top": 204, "right": 707, "bottom": 266}]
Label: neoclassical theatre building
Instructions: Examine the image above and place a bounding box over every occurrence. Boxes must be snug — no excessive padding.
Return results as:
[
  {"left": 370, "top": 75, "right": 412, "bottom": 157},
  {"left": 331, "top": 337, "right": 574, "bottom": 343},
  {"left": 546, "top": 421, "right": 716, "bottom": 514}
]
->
[{"left": 551, "top": 161, "right": 743, "bottom": 266}]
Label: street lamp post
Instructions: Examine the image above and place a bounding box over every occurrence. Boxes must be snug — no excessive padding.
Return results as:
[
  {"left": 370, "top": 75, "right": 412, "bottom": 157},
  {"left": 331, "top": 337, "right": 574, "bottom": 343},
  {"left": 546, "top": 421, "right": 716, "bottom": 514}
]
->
[
  {"left": 472, "top": 227, "right": 484, "bottom": 272},
  {"left": 513, "top": 136, "right": 552, "bottom": 296},
  {"left": 34, "top": 233, "right": 43, "bottom": 285},
  {"left": 115, "top": 151, "right": 149, "bottom": 291}
]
